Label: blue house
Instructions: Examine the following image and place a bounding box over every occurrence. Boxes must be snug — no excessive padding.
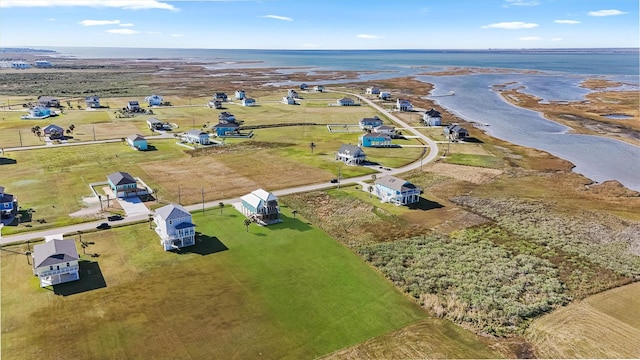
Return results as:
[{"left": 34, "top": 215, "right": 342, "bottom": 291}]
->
[
  {"left": 126, "top": 134, "right": 148, "bottom": 150},
  {"left": 85, "top": 95, "right": 100, "bottom": 108},
  {"left": 146, "top": 95, "right": 163, "bottom": 106},
  {"left": 300, "top": 83, "right": 309, "bottom": 90},
  {"left": 43, "top": 124, "right": 64, "bottom": 139},
  {"left": 107, "top": 171, "right": 144, "bottom": 198},
  {"left": 242, "top": 98, "right": 256, "bottom": 107},
  {"left": 214, "top": 92, "right": 228, "bottom": 101},
  {"left": 213, "top": 121, "right": 239, "bottom": 136},
  {"left": 359, "top": 132, "right": 392, "bottom": 148},
  {"left": 374, "top": 175, "right": 421, "bottom": 206},
  {"left": 22, "top": 107, "right": 51, "bottom": 119},
  {"left": 240, "top": 189, "right": 281, "bottom": 226},
  {"left": 423, "top": 108, "right": 442, "bottom": 126},
  {"left": 235, "top": 90, "right": 246, "bottom": 100},
  {"left": 0, "top": 186, "right": 18, "bottom": 219},
  {"left": 359, "top": 116, "right": 384, "bottom": 130},
  {"left": 154, "top": 203, "right": 196, "bottom": 251}
]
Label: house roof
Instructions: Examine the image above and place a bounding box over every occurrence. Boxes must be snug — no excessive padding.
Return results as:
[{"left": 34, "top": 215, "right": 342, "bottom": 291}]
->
[
  {"left": 127, "top": 134, "right": 145, "bottom": 142},
  {"left": 338, "top": 97, "right": 354, "bottom": 102},
  {"left": 360, "top": 116, "right": 382, "bottom": 124},
  {"left": 426, "top": 108, "right": 441, "bottom": 117},
  {"left": 128, "top": 101, "right": 139, "bottom": 105},
  {"left": 242, "top": 189, "right": 277, "bottom": 209},
  {"left": 0, "top": 192, "right": 13, "bottom": 204},
  {"left": 0, "top": 186, "right": 4, "bottom": 194},
  {"left": 375, "top": 175, "right": 417, "bottom": 192},
  {"left": 241, "top": 193, "right": 262, "bottom": 209},
  {"left": 253, "top": 189, "right": 277, "bottom": 202},
  {"left": 186, "top": 129, "right": 207, "bottom": 136},
  {"left": 107, "top": 171, "right": 136, "bottom": 186},
  {"left": 362, "top": 133, "right": 391, "bottom": 140},
  {"left": 213, "top": 122, "right": 239, "bottom": 129},
  {"left": 337, "top": 144, "right": 365, "bottom": 156},
  {"left": 43, "top": 124, "right": 63, "bottom": 133},
  {"left": 375, "top": 125, "right": 395, "bottom": 131},
  {"left": 32, "top": 239, "right": 79, "bottom": 268},
  {"left": 156, "top": 203, "right": 191, "bottom": 221},
  {"left": 38, "top": 96, "right": 58, "bottom": 102},
  {"left": 85, "top": 95, "right": 99, "bottom": 100},
  {"left": 447, "top": 124, "right": 468, "bottom": 134}
]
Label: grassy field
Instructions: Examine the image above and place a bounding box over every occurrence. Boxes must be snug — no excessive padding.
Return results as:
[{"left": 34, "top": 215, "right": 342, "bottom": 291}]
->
[
  {"left": 1, "top": 207, "right": 473, "bottom": 359},
  {"left": 525, "top": 282, "right": 640, "bottom": 358}
]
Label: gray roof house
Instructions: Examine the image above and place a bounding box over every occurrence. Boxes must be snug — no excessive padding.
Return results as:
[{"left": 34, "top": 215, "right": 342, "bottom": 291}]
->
[
  {"left": 374, "top": 175, "right": 421, "bottom": 206},
  {"left": 336, "top": 144, "right": 366, "bottom": 166},
  {"left": 154, "top": 203, "right": 196, "bottom": 251},
  {"left": 32, "top": 238, "right": 80, "bottom": 287}
]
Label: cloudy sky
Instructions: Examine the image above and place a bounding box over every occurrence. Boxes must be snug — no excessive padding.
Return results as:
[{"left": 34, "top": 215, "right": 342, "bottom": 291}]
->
[{"left": 1, "top": 0, "right": 637, "bottom": 49}]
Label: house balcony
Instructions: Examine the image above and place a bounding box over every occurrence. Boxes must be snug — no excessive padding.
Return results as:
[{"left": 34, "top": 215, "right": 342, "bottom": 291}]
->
[{"left": 35, "top": 265, "right": 80, "bottom": 277}]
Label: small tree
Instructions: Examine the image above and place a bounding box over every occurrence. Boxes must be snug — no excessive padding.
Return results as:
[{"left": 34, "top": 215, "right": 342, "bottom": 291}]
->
[
  {"left": 243, "top": 218, "right": 252, "bottom": 232},
  {"left": 219, "top": 202, "right": 224, "bottom": 215},
  {"left": 368, "top": 185, "right": 373, "bottom": 198},
  {"left": 309, "top": 142, "right": 316, "bottom": 153},
  {"left": 292, "top": 210, "right": 298, "bottom": 219}
]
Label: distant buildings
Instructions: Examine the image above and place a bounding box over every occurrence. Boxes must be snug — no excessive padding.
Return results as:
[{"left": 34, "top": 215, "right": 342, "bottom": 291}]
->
[
  {"left": 183, "top": 129, "right": 211, "bottom": 145},
  {"left": 336, "top": 144, "right": 366, "bottom": 166},
  {"left": 154, "top": 203, "right": 196, "bottom": 251},
  {"left": 443, "top": 124, "right": 469, "bottom": 141},
  {"left": 85, "top": 95, "right": 100, "bottom": 108},
  {"left": 126, "top": 134, "right": 148, "bottom": 151},
  {"left": 0, "top": 186, "right": 18, "bottom": 219},
  {"left": 359, "top": 116, "right": 384, "bottom": 130},
  {"left": 374, "top": 175, "right": 421, "bottom": 206},
  {"left": 107, "top": 171, "right": 148, "bottom": 198},
  {"left": 396, "top": 99, "right": 413, "bottom": 112},
  {"left": 423, "top": 108, "right": 442, "bottom": 126},
  {"left": 42, "top": 124, "right": 64, "bottom": 139},
  {"left": 32, "top": 238, "right": 80, "bottom": 287},
  {"left": 240, "top": 189, "right": 281, "bottom": 226},
  {"left": 146, "top": 95, "right": 163, "bottom": 107}
]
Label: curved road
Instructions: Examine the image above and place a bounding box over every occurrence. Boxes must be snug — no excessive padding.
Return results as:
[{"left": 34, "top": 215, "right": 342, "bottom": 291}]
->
[{"left": 1, "top": 90, "right": 438, "bottom": 245}]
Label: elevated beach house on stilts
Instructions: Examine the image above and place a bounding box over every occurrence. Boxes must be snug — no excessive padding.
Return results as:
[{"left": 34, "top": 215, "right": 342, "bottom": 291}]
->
[
  {"left": 32, "top": 238, "right": 80, "bottom": 287},
  {"left": 240, "top": 189, "right": 282, "bottom": 225},
  {"left": 374, "top": 175, "right": 421, "bottom": 206},
  {"left": 154, "top": 203, "right": 196, "bottom": 251},
  {"left": 336, "top": 144, "right": 366, "bottom": 165}
]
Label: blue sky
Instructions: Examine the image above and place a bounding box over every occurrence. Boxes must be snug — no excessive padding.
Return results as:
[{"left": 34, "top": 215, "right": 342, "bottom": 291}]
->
[{"left": 1, "top": 0, "right": 638, "bottom": 49}]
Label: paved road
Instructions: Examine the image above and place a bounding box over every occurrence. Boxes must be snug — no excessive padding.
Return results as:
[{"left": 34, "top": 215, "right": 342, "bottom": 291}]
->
[{"left": 1, "top": 89, "right": 438, "bottom": 245}]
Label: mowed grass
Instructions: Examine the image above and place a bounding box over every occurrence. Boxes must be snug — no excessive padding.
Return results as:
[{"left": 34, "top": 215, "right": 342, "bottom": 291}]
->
[
  {"left": 525, "top": 282, "right": 640, "bottom": 358},
  {"left": 1, "top": 208, "right": 428, "bottom": 359}
]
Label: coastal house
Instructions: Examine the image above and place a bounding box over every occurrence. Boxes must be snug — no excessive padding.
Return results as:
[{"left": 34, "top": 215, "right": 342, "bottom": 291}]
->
[
  {"left": 218, "top": 112, "right": 236, "bottom": 122},
  {"left": 336, "top": 144, "right": 366, "bottom": 166},
  {"left": 282, "top": 96, "right": 297, "bottom": 105},
  {"left": 443, "top": 124, "right": 469, "bottom": 141},
  {"left": 366, "top": 87, "right": 380, "bottom": 95},
  {"left": 183, "top": 129, "right": 211, "bottom": 145},
  {"left": 213, "top": 120, "right": 240, "bottom": 137},
  {"left": 373, "top": 125, "right": 396, "bottom": 135},
  {"left": 240, "top": 189, "right": 282, "bottom": 226},
  {"left": 337, "top": 97, "right": 356, "bottom": 106},
  {"left": 396, "top": 99, "right": 413, "bottom": 112},
  {"left": 374, "top": 175, "right": 421, "bottom": 206},
  {"left": 234, "top": 90, "right": 246, "bottom": 100},
  {"left": 34, "top": 60, "right": 52, "bottom": 68},
  {"left": 359, "top": 132, "right": 392, "bottom": 148},
  {"left": 107, "top": 171, "right": 148, "bottom": 198},
  {"left": 126, "top": 101, "right": 140, "bottom": 112},
  {"left": 37, "top": 96, "right": 59, "bottom": 108},
  {"left": 313, "top": 85, "right": 325, "bottom": 92},
  {"left": 214, "top": 92, "right": 228, "bottom": 101},
  {"left": 146, "top": 95, "right": 163, "bottom": 107},
  {"left": 126, "top": 134, "right": 148, "bottom": 151},
  {"left": 12, "top": 61, "right": 30, "bottom": 69},
  {"left": 379, "top": 91, "right": 391, "bottom": 100},
  {"left": 242, "top": 98, "right": 256, "bottom": 107},
  {"left": 288, "top": 89, "right": 299, "bottom": 98},
  {"left": 85, "top": 95, "right": 100, "bottom": 108},
  {"left": 208, "top": 99, "right": 223, "bottom": 109},
  {"left": 0, "top": 186, "right": 18, "bottom": 219},
  {"left": 23, "top": 106, "right": 51, "bottom": 119},
  {"left": 32, "top": 238, "right": 80, "bottom": 287},
  {"left": 154, "top": 203, "right": 196, "bottom": 251},
  {"left": 300, "top": 83, "right": 309, "bottom": 90},
  {"left": 43, "top": 124, "right": 64, "bottom": 139},
  {"left": 147, "top": 117, "right": 165, "bottom": 131},
  {"left": 359, "top": 116, "right": 384, "bottom": 130},
  {"left": 423, "top": 108, "right": 442, "bottom": 126}
]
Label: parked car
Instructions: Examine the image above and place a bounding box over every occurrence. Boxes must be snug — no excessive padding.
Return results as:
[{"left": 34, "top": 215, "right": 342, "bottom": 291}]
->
[
  {"left": 107, "top": 214, "right": 123, "bottom": 221},
  {"left": 330, "top": 178, "right": 339, "bottom": 183},
  {"left": 96, "top": 223, "right": 111, "bottom": 230}
]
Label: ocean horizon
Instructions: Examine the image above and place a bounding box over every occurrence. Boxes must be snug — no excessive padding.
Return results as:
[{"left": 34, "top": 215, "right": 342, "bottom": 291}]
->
[{"left": 6, "top": 46, "right": 640, "bottom": 191}]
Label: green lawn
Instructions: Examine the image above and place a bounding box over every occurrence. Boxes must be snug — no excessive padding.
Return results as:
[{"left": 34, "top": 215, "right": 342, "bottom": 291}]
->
[
  {"left": 1, "top": 207, "right": 428, "bottom": 359},
  {"left": 442, "top": 153, "right": 504, "bottom": 168}
]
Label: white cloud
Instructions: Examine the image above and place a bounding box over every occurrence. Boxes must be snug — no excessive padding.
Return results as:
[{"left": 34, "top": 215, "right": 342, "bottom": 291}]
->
[
  {"left": 47, "top": 18, "right": 56, "bottom": 21},
  {"left": 588, "top": 9, "right": 628, "bottom": 17},
  {"left": 356, "top": 34, "right": 382, "bottom": 39},
  {"left": 79, "top": 19, "right": 121, "bottom": 26},
  {"left": 119, "top": 23, "right": 134, "bottom": 27},
  {"left": 519, "top": 36, "right": 542, "bottom": 41},
  {"left": 261, "top": 15, "right": 293, "bottom": 21},
  {"left": 554, "top": 20, "right": 580, "bottom": 24},
  {"left": 482, "top": 22, "right": 539, "bottom": 29},
  {"left": 503, "top": 0, "right": 539, "bottom": 7},
  {"left": 0, "top": 0, "right": 178, "bottom": 11},
  {"left": 106, "top": 28, "right": 140, "bottom": 35}
]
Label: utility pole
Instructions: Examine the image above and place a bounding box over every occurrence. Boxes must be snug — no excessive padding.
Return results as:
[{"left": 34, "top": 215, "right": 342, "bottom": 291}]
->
[
  {"left": 337, "top": 167, "right": 341, "bottom": 189},
  {"left": 93, "top": 126, "right": 96, "bottom": 141},
  {"left": 18, "top": 130, "right": 23, "bottom": 147},
  {"left": 201, "top": 188, "right": 205, "bottom": 213},
  {"left": 178, "top": 185, "right": 181, "bottom": 205}
]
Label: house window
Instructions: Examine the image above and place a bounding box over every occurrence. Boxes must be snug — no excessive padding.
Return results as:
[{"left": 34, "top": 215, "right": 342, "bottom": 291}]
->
[
  {"left": 50, "top": 266, "right": 53, "bottom": 270},
  {"left": 169, "top": 220, "right": 172, "bottom": 225},
  {"left": 67, "top": 262, "right": 70, "bottom": 267}
]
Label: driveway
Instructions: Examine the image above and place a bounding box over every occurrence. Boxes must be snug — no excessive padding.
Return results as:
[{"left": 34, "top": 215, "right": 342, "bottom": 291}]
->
[{"left": 117, "top": 197, "right": 151, "bottom": 216}]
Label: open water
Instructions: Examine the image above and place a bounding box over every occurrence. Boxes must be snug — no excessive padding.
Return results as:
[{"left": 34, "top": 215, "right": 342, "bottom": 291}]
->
[{"left": 48, "top": 47, "right": 640, "bottom": 190}]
